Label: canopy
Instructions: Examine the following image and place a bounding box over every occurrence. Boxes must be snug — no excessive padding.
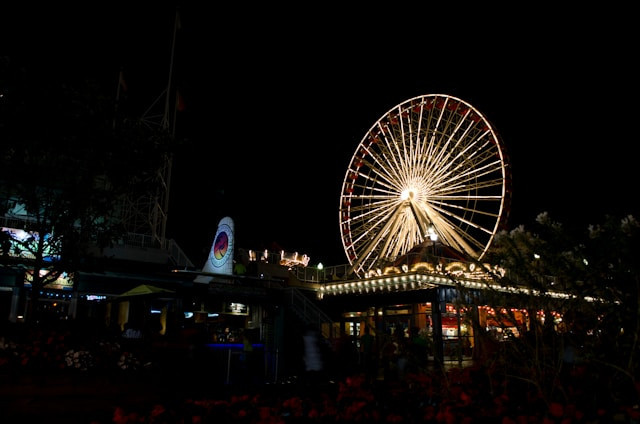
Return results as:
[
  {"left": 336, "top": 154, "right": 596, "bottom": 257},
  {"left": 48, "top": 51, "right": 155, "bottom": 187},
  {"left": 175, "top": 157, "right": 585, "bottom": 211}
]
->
[{"left": 119, "top": 284, "right": 175, "bottom": 297}]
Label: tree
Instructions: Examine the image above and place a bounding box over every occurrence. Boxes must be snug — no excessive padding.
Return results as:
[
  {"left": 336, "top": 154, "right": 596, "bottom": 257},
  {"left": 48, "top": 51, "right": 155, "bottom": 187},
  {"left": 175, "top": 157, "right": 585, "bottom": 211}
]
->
[
  {"left": 467, "top": 212, "right": 640, "bottom": 411},
  {"left": 0, "top": 56, "right": 177, "bottom": 324}
]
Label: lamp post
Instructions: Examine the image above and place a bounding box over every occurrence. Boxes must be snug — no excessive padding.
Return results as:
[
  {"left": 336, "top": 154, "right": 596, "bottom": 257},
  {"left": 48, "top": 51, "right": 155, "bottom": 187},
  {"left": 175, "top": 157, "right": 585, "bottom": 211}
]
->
[
  {"left": 427, "top": 225, "right": 438, "bottom": 257},
  {"left": 423, "top": 225, "right": 444, "bottom": 367}
]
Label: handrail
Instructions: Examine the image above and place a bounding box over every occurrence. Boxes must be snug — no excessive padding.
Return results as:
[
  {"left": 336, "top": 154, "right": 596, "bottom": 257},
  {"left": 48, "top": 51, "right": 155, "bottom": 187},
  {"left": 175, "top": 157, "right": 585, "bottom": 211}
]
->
[{"left": 284, "top": 287, "right": 333, "bottom": 330}]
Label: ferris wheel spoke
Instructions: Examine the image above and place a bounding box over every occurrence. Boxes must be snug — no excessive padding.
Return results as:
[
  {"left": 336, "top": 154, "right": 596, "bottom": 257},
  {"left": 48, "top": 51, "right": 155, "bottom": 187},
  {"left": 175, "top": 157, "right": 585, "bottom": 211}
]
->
[
  {"left": 385, "top": 118, "right": 410, "bottom": 176},
  {"left": 347, "top": 204, "right": 407, "bottom": 275},
  {"left": 358, "top": 152, "right": 403, "bottom": 191},
  {"left": 430, "top": 162, "right": 504, "bottom": 195},
  {"left": 429, "top": 210, "right": 486, "bottom": 253},
  {"left": 350, "top": 201, "right": 401, "bottom": 239},
  {"left": 348, "top": 196, "right": 398, "bottom": 211},
  {"left": 375, "top": 120, "right": 403, "bottom": 160},
  {"left": 436, "top": 220, "right": 483, "bottom": 256},
  {"left": 431, "top": 139, "right": 495, "bottom": 184},
  {"left": 379, "top": 210, "right": 413, "bottom": 260},
  {"left": 408, "top": 200, "right": 436, "bottom": 238},
  {"left": 430, "top": 147, "right": 501, "bottom": 188},
  {"left": 430, "top": 179, "right": 505, "bottom": 199},
  {"left": 429, "top": 202, "right": 497, "bottom": 237},
  {"left": 427, "top": 198, "right": 501, "bottom": 221},
  {"left": 348, "top": 205, "right": 399, "bottom": 225},
  {"left": 360, "top": 172, "right": 403, "bottom": 196}
]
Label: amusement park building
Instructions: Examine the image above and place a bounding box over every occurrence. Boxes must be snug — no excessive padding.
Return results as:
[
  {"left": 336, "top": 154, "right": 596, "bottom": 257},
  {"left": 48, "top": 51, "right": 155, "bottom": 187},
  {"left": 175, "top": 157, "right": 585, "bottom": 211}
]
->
[
  {"left": 0, "top": 209, "right": 541, "bottom": 375},
  {"left": 0, "top": 93, "right": 540, "bottom": 376}
]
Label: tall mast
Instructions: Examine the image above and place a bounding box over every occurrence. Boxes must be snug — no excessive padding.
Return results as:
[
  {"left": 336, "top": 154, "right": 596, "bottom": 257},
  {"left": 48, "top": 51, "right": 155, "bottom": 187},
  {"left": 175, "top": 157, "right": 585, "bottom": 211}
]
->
[{"left": 119, "top": 7, "right": 180, "bottom": 247}]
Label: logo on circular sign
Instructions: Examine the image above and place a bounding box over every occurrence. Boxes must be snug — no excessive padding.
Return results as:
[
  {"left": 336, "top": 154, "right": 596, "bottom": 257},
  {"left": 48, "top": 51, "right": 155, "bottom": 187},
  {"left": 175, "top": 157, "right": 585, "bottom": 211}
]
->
[{"left": 209, "top": 223, "right": 233, "bottom": 268}]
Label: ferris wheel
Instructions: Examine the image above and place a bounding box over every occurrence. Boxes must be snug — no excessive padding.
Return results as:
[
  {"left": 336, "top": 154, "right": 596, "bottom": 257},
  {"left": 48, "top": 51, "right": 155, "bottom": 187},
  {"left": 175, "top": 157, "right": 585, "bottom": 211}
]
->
[{"left": 339, "top": 94, "right": 511, "bottom": 277}]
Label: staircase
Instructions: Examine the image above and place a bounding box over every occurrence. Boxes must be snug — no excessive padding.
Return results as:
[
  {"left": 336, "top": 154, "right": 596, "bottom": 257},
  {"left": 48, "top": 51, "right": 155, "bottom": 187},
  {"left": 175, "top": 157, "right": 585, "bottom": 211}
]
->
[{"left": 283, "top": 287, "right": 335, "bottom": 339}]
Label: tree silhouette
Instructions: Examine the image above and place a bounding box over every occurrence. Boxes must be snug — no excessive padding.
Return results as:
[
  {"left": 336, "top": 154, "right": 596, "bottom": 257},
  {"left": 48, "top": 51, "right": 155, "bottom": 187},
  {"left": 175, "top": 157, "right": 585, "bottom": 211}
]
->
[
  {"left": 467, "top": 212, "right": 640, "bottom": 409},
  {"left": 0, "top": 56, "right": 177, "bottom": 324}
]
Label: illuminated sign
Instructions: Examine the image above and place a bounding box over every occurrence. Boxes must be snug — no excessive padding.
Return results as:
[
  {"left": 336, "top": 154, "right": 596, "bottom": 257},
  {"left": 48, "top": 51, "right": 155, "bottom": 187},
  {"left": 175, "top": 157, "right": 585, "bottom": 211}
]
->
[
  {"left": 86, "top": 295, "right": 106, "bottom": 301},
  {"left": 223, "top": 302, "right": 249, "bottom": 316},
  {"left": 1, "top": 227, "right": 61, "bottom": 262},
  {"left": 195, "top": 216, "right": 235, "bottom": 283},
  {"left": 24, "top": 270, "right": 73, "bottom": 290}
]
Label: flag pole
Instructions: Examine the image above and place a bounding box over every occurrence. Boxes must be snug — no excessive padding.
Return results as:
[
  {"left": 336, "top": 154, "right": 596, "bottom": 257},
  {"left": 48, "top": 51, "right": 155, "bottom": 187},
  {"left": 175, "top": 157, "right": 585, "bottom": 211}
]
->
[
  {"left": 162, "top": 7, "right": 180, "bottom": 134},
  {"left": 159, "top": 6, "right": 181, "bottom": 243},
  {"left": 113, "top": 68, "right": 126, "bottom": 129}
]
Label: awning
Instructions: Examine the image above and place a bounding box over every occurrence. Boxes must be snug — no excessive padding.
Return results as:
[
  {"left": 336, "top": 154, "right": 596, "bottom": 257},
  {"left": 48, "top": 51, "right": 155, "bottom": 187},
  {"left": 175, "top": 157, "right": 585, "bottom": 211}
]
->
[{"left": 119, "top": 284, "right": 175, "bottom": 297}]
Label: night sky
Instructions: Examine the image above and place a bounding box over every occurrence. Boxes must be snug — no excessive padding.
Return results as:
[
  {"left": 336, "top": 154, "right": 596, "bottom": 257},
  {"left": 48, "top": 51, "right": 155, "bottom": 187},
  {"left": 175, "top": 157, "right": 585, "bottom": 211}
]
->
[{"left": 4, "top": 4, "right": 638, "bottom": 267}]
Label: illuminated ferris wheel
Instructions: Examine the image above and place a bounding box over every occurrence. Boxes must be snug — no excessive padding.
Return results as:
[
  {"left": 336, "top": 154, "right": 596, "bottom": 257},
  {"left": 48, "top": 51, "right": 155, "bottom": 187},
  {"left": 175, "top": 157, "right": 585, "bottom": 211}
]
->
[{"left": 339, "top": 94, "right": 511, "bottom": 277}]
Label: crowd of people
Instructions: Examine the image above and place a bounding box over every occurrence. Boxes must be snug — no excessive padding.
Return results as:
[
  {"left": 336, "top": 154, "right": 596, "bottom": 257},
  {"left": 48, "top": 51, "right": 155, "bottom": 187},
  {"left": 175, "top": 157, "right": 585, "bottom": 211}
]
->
[{"left": 311, "top": 324, "right": 433, "bottom": 386}]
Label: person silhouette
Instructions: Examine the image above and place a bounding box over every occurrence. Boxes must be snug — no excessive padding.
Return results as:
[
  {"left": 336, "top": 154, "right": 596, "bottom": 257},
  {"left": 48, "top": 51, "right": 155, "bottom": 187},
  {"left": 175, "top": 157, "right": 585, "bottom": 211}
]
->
[
  {"left": 302, "top": 324, "right": 325, "bottom": 385},
  {"left": 359, "top": 325, "right": 376, "bottom": 381}
]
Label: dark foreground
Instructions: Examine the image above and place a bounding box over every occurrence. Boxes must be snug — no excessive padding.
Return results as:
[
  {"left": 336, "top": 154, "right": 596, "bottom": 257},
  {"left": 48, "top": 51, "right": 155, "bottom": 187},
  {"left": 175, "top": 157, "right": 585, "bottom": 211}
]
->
[
  {"left": 1, "top": 321, "right": 639, "bottom": 423},
  {"left": 3, "top": 362, "right": 640, "bottom": 424},
  {"left": 2, "top": 370, "right": 323, "bottom": 423}
]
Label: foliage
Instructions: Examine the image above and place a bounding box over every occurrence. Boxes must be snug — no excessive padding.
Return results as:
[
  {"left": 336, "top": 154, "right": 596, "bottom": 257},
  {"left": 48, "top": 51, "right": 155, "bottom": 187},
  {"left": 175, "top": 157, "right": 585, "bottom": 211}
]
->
[
  {"left": 465, "top": 212, "right": 640, "bottom": 410},
  {"left": 0, "top": 56, "right": 178, "bottom": 323}
]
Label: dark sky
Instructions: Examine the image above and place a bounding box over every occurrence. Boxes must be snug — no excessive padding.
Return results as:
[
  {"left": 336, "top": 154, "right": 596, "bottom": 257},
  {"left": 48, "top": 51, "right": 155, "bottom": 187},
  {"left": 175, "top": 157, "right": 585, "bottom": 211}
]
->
[{"left": 4, "top": 4, "right": 638, "bottom": 267}]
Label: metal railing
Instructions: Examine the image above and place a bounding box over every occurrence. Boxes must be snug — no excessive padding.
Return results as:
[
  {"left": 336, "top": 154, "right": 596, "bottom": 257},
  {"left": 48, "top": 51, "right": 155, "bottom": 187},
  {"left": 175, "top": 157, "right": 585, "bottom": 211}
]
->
[{"left": 284, "top": 287, "right": 334, "bottom": 338}]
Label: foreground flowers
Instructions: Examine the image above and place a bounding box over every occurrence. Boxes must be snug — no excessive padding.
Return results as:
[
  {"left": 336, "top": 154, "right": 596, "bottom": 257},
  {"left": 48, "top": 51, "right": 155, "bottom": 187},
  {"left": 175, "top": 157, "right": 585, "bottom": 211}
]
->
[{"left": 107, "top": 370, "right": 640, "bottom": 423}]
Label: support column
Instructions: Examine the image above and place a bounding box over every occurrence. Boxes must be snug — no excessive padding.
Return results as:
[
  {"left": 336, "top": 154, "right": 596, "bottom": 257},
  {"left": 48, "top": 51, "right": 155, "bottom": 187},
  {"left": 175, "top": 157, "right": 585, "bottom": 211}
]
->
[
  {"left": 375, "top": 306, "right": 383, "bottom": 335},
  {"left": 68, "top": 291, "right": 78, "bottom": 320},
  {"left": 8, "top": 286, "right": 22, "bottom": 323},
  {"left": 431, "top": 287, "right": 445, "bottom": 368},
  {"left": 118, "top": 301, "right": 130, "bottom": 331}
]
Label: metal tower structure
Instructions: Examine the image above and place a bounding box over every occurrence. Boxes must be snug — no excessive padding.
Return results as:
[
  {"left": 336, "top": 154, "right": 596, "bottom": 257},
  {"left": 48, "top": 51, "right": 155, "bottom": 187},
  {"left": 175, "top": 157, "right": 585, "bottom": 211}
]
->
[{"left": 117, "top": 10, "right": 181, "bottom": 247}]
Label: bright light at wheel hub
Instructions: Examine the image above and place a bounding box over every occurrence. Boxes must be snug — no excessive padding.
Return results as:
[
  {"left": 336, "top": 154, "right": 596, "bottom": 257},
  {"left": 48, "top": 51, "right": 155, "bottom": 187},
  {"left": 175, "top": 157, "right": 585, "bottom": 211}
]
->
[
  {"left": 401, "top": 187, "right": 425, "bottom": 202},
  {"left": 400, "top": 189, "right": 415, "bottom": 201}
]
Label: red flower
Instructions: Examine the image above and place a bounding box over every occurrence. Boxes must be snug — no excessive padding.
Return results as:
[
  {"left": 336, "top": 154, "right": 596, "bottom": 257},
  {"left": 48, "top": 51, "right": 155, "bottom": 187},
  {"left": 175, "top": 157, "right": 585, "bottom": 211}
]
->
[
  {"left": 625, "top": 405, "right": 640, "bottom": 419},
  {"left": 422, "top": 405, "right": 436, "bottom": 421},
  {"left": 112, "top": 407, "right": 140, "bottom": 424},
  {"left": 386, "top": 413, "right": 404, "bottom": 423},
  {"left": 150, "top": 404, "right": 165, "bottom": 417},
  {"left": 459, "top": 390, "right": 472, "bottom": 405},
  {"left": 231, "top": 394, "right": 249, "bottom": 404},
  {"left": 549, "top": 402, "right": 564, "bottom": 417}
]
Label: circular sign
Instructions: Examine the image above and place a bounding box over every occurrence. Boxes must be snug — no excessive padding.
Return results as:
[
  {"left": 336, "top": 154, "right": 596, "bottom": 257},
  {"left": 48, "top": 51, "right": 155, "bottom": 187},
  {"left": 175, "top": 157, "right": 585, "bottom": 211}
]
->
[{"left": 209, "top": 223, "right": 233, "bottom": 269}]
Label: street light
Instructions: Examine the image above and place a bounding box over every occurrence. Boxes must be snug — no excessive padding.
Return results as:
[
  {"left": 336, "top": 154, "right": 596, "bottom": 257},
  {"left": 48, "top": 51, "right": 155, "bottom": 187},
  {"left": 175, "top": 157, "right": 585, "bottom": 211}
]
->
[
  {"left": 427, "top": 225, "right": 438, "bottom": 242},
  {"left": 427, "top": 225, "right": 438, "bottom": 257}
]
